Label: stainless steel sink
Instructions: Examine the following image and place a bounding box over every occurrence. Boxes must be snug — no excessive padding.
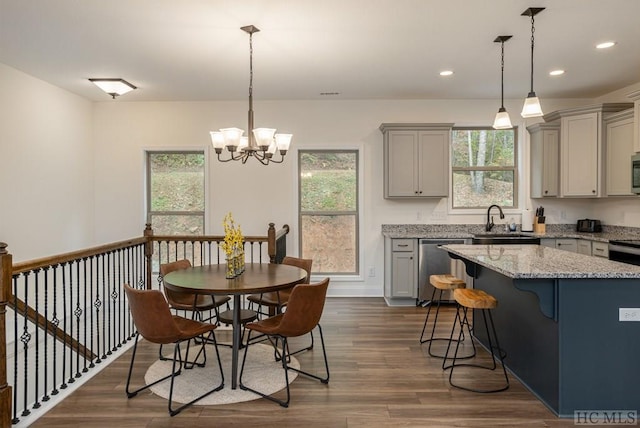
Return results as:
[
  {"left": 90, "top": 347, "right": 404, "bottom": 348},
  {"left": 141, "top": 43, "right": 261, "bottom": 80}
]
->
[{"left": 471, "top": 233, "right": 540, "bottom": 245}]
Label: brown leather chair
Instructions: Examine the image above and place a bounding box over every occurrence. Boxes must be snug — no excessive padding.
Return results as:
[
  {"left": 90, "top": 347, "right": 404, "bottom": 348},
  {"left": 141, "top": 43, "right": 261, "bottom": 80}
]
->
[
  {"left": 160, "top": 259, "right": 231, "bottom": 323},
  {"left": 123, "top": 284, "right": 224, "bottom": 416},
  {"left": 239, "top": 277, "right": 330, "bottom": 407},
  {"left": 247, "top": 256, "right": 312, "bottom": 316}
]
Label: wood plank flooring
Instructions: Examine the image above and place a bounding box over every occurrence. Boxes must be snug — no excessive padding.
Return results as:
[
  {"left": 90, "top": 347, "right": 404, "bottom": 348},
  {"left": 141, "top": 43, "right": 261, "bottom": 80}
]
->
[{"left": 31, "top": 298, "right": 578, "bottom": 427}]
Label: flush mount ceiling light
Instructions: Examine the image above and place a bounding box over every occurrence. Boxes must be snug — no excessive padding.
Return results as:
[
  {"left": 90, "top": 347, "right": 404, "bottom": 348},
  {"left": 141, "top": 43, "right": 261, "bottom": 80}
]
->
[
  {"left": 520, "top": 7, "right": 545, "bottom": 118},
  {"left": 209, "top": 25, "right": 292, "bottom": 165},
  {"left": 493, "top": 35, "right": 513, "bottom": 130},
  {"left": 596, "top": 41, "right": 616, "bottom": 49},
  {"left": 88, "top": 78, "right": 136, "bottom": 99},
  {"left": 549, "top": 69, "right": 565, "bottom": 76},
  {"left": 439, "top": 70, "right": 454, "bottom": 76}
]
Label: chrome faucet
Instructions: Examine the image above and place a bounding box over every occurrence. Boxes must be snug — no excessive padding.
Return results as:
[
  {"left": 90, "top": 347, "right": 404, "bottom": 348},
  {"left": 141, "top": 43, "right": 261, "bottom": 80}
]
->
[{"left": 486, "top": 204, "right": 505, "bottom": 232}]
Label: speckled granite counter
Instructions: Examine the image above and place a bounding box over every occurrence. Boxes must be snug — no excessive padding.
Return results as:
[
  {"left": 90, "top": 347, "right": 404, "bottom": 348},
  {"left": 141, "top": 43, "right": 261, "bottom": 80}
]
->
[
  {"left": 440, "top": 242, "right": 640, "bottom": 417},
  {"left": 442, "top": 244, "right": 640, "bottom": 279},
  {"left": 381, "top": 223, "right": 640, "bottom": 242}
]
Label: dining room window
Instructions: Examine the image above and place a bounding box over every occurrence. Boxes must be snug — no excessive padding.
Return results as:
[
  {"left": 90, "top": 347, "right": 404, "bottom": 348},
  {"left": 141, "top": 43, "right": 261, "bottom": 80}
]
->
[
  {"left": 146, "top": 150, "right": 205, "bottom": 235},
  {"left": 298, "top": 150, "right": 359, "bottom": 275}
]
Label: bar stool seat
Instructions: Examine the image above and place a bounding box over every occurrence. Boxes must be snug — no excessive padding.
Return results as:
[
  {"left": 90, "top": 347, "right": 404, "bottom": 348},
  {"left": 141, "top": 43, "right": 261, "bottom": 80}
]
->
[
  {"left": 443, "top": 288, "right": 509, "bottom": 393},
  {"left": 419, "top": 274, "right": 474, "bottom": 359}
]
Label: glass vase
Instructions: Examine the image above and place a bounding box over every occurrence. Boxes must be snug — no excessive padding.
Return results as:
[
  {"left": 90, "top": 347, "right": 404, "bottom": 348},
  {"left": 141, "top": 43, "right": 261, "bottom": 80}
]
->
[{"left": 225, "top": 255, "right": 235, "bottom": 279}]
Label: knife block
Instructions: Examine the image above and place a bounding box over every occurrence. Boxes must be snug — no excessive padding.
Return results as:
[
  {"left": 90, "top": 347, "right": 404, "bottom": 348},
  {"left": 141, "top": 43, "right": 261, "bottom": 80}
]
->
[{"left": 533, "top": 217, "right": 546, "bottom": 234}]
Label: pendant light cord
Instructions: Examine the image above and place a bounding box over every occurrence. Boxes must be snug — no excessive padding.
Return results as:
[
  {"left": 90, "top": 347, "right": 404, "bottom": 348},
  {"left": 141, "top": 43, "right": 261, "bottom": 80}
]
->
[{"left": 500, "top": 40, "right": 505, "bottom": 109}]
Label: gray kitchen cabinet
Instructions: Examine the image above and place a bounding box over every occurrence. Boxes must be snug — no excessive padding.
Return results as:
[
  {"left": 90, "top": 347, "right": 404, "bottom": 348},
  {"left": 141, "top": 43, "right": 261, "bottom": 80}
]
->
[
  {"left": 384, "top": 238, "right": 417, "bottom": 303},
  {"left": 543, "top": 103, "right": 633, "bottom": 198},
  {"left": 380, "top": 123, "right": 453, "bottom": 198},
  {"left": 591, "top": 241, "right": 609, "bottom": 258},
  {"left": 528, "top": 122, "right": 560, "bottom": 198},
  {"left": 577, "top": 239, "right": 592, "bottom": 255},
  {"left": 628, "top": 90, "right": 640, "bottom": 152},
  {"left": 540, "top": 238, "right": 556, "bottom": 248},
  {"left": 555, "top": 238, "right": 578, "bottom": 253},
  {"left": 605, "top": 109, "right": 635, "bottom": 196}
]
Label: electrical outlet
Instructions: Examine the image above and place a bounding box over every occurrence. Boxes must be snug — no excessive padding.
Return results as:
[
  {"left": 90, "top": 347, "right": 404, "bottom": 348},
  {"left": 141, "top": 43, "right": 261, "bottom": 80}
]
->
[
  {"left": 560, "top": 210, "right": 567, "bottom": 220},
  {"left": 368, "top": 267, "right": 376, "bottom": 277},
  {"left": 619, "top": 308, "right": 640, "bottom": 321},
  {"left": 416, "top": 211, "right": 422, "bottom": 221}
]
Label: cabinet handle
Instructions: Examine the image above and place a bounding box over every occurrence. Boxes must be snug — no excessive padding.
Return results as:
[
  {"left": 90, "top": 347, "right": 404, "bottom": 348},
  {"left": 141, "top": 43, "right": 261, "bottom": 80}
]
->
[
  {"left": 592, "top": 190, "right": 596, "bottom": 193},
  {"left": 594, "top": 248, "right": 604, "bottom": 252},
  {"left": 415, "top": 191, "right": 419, "bottom": 194},
  {"left": 419, "top": 191, "right": 423, "bottom": 194},
  {"left": 398, "top": 244, "right": 409, "bottom": 247},
  {"left": 544, "top": 190, "right": 548, "bottom": 194}
]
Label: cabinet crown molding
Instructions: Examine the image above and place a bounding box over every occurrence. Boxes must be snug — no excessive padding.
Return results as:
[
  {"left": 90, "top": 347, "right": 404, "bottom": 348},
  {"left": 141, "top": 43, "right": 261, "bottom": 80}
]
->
[
  {"left": 379, "top": 123, "right": 454, "bottom": 133},
  {"left": 627, "top": 89, "right": 640, "bottom": 101},
  {"left": 542, "top": 103, "right": 633, "bottom": 123}
]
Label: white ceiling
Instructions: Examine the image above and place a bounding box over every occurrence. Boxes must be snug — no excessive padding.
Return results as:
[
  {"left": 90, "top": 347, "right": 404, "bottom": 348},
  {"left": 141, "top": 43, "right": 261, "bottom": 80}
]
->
[{"left": 1, "top": 0, "right": 639, "bottom": 102}]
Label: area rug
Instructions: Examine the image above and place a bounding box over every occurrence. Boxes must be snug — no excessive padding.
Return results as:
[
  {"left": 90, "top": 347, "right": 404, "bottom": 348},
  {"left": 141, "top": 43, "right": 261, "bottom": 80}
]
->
[{"left": 144, "top": 343, "right": 299, "bottom": 405}]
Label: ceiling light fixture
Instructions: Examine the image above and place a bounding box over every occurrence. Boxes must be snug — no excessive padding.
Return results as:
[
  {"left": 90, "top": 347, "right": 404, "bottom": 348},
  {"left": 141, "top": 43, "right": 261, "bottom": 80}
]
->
[
  {"left": 493, "top": 35, "right": 513, "bottom": 130},
  {"left": 596, "top": 41, "right": 616, "bottom": 49},
  {"left": 89, "top": 78, "right": 136, "bottom": 99},
  {"left": 520, "top": 7, "right": 545, "bottom": 118},
  {"left": 210, "top": 25, "right": 292, "bottom": 165},
  {"left": 439, "top": 70, "right": 454, "bottom": 76},
  {"left": 549, "top": 69, "right": 565, "bottom": 76}
]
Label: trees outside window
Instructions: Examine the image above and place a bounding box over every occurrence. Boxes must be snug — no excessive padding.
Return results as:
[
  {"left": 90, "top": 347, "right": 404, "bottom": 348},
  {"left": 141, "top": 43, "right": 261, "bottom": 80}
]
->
[
  {"left": 451, "top": 128, "right": 517, "bottom": 209},
  {"left": 146, "top": 151, "right": 205, "bottom": 235},
  {"left": 299, "top": 150, "right": 359, "bottom": 274}
]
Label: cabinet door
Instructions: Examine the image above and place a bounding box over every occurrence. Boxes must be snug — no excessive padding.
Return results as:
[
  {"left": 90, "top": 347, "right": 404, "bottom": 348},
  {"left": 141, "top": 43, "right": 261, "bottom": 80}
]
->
[
  {"left": 606, "top": 115, "right": 634, "bottom": 196},
  {"left": 577, "top": 240, "right": 592, "bottom": 255},
  {"left": 540, "top": 238, "right": 556, "bottom": 248},
  {"left": 556, "top": 238, "right": 578, "bottom": 252},
  {"left": 418, "top": 130, "right": 449, "bottom": 197},
  {"left": 591, "top": 241, "right": 609, "bottom": 258},
  {"left": 542, "top": 131, "right": 559, "bottom": 197},
  {"left": 386, "top": 131, "right": 418, "bottom": 197},
  {"left": 391, "top": 252, "right": 416, "bottom": 297},
  {"left": 561, "top": 113, "right": 600, "bottom": 197}
]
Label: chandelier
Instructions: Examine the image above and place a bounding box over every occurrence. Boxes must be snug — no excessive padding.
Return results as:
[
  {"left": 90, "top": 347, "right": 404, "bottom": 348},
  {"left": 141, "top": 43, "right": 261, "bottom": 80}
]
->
[{"left": 210, "top": 25, "right": 292, "bottom": 165}]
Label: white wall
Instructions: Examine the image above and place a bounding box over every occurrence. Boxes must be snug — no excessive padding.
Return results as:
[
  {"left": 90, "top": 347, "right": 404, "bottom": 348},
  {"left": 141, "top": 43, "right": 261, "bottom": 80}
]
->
[
  {"left": 0, "top": 63, "right": 94, "bottom": 262},
  {"left": 4, "top": 61, "right": 640, "bottom": 295}
]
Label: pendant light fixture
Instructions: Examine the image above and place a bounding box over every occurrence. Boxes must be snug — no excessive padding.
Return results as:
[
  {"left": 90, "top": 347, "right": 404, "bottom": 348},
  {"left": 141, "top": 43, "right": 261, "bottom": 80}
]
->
[
  {"left": 520, "top": 7, "right": 545, "bottom": 118},
  {"left": 493, "top": 35, "right": 513, "bottom": 129},
  {"left": 210, "top": 25, "right": 292, "bottom": 165}
]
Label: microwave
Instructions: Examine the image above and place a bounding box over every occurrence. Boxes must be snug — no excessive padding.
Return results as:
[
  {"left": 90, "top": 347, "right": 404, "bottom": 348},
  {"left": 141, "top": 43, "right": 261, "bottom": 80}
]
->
[{"left": 633, "top": 154, "right": 640, "bottom": 194}]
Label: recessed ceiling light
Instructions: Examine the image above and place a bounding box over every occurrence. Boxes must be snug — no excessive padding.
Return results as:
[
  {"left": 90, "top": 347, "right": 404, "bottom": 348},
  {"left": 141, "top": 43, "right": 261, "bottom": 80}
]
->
[
  {"left": 549, "top": 70, "right": 565, "bottom": 76},
  {"left": 439, "top": 70, "right": 454, "bottom": 76},
  {"left": 596, "top": 41, "right": 616, "bottom": 49}
]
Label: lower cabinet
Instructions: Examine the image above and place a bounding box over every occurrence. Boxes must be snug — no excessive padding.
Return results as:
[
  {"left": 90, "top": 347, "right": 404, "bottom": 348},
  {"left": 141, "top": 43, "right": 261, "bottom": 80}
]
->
[
  {"left": 591, "top": 241, "right": 609, "bottom": 258},
  {"left": 577, "top": 240, "right": 592, "bottom": 255},
  {"left": 384, "top": 238, "right": 417, "bottom": 304},
  {"left": 555, "top": 239, "right": 578, "bottom": 253}
]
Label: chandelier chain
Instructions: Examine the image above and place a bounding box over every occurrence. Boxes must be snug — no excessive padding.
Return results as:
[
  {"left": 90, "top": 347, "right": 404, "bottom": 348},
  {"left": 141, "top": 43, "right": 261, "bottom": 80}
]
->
[
  {"left": 500, "top": 39, "right": 505, "bottom": 108},
  {"left": 529, "top": 14, "right": 535, "bottom": 93}
]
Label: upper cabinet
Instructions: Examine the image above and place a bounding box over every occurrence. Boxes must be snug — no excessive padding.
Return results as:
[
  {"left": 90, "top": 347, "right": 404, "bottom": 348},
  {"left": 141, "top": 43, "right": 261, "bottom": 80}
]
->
[
  {"left": 528, "top": 122, "right": 559, "bottom": 198},
  {"left": 605, "top": 109, "right": 635, "bottom": 196},
  {"left": 380, "top": 123, "right": 454, "bottom": 198},
  {"left": 542, "top": 103, "right": 633, "bottom": 198},
  {"left": 628, "top": 90, "right": 640, "bottom": 152}
]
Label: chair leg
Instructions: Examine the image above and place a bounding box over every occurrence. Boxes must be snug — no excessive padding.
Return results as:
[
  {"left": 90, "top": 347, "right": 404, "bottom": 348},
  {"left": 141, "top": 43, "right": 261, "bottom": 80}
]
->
[
  {"left": 445, "top": 308, "right": 509, "bottom": 393},
  {"left": 126, "top": 334, "right": 175, "bottom": 398},
  {"left": 168, "top": 331, "right": 225, "bottom": 416},
  {"left": 287, "top": 324, "right": 330, "bottom": 385}
]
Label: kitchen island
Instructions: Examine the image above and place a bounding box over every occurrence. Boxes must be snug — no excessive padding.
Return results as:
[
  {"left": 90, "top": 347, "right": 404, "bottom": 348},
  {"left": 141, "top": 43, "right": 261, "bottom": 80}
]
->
[{"left": 442, "top": 244, "right": 640, "bottom": 417}]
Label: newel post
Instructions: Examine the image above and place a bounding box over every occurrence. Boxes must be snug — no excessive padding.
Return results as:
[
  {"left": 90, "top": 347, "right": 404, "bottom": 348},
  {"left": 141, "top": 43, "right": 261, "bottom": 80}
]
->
[
  {"left": 0, "top": 242, "right": 13, "bottom": 428},
  {"left": 143, "top": 224, "right": 154, "bottom": 290},
  {"left": 267, "top": 223, "right": 276, "bottom": 263}
]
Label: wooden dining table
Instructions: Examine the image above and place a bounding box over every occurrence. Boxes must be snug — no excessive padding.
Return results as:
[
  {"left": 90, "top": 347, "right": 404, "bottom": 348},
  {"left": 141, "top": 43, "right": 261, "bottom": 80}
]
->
[{"left": 162, "top": 262, "right": 307, "bottom": 389}]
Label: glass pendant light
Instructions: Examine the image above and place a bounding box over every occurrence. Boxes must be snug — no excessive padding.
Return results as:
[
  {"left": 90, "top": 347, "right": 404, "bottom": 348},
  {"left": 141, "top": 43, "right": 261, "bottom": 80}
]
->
[
  {"left": 521, "top": 7, "right": 545, "bottom": 118},
  {"left": 493, "top": 35, "right": 513, "bottom": 129}
]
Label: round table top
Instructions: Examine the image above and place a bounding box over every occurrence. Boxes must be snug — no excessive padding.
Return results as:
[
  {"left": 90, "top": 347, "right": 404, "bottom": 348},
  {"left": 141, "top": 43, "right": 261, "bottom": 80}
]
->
[{"left": 162, "top": 263, "right": 307, "bottom": 295}]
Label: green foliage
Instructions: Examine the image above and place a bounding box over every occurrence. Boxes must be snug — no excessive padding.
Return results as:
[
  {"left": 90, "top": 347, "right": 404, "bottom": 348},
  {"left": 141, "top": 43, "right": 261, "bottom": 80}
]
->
[
  {"left": 300, "top": 151, "right": 357, "bottom": 212},
  {"left": 451, "top": 129, "right": 515, "bottom": 167}
]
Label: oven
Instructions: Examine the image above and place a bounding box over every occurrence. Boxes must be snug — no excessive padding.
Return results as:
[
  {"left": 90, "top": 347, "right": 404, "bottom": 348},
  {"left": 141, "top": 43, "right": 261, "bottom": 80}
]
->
[{"left": 608, "top": 240, "right": 640, "bottom": 266}]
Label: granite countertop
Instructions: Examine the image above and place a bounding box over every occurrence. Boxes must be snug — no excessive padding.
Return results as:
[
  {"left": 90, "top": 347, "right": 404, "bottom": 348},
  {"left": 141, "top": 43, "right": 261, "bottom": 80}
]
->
[
  {"left": 442, "top": 244, "right": 640, "bottom": 279},
  {"left": 381, "top": 224, "right": 640, "bottom": 242}
]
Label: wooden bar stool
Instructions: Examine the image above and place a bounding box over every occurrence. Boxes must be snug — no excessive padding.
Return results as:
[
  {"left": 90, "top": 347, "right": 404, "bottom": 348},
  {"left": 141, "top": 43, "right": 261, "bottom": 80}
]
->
[
  {"left": 443, "top": 288, "right": 509, "bottom": 393},
  {"left": 419, "top": 274, "right": 474, "bottom": 359}
]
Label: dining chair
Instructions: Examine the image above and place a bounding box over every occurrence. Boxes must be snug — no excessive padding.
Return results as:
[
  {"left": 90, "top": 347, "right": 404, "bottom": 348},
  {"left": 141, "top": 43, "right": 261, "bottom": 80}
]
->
[
  {"left": 123, "top": 284, "right": 224, "bottom": 416},
  {"left": 239, "top": 277, "right": 330, "bottom": 407}
]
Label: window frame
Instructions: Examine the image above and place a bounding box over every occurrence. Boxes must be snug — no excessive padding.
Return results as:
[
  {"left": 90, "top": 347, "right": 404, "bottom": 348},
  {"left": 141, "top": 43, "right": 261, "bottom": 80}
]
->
[
  {"left": 145, "top": 149, "right": 207, "bottom": 235},
  {"left": 449, "top": 126, "right": 519, "bottom": 213},
  {"left": 297, "top": 148, "right": 361, "bottom": 277}
]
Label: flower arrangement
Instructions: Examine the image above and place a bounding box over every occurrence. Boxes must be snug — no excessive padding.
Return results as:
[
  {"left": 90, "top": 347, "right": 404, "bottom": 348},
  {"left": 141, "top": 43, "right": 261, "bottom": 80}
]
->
[{"left": 221, "top": 212, "right": 245, "bottom": 278}]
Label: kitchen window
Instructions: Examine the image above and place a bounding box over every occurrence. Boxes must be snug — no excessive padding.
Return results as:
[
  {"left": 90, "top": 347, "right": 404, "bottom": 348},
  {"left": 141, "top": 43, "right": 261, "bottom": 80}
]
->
[
  {"left": 298, "top": 150, "right": 359, "bottom": 275},
  {"left": 146, "top": 150, "right": 206, "bottom": 235},
  {"left": 451, "top": 127, "right": 517, "bottom": 209}
]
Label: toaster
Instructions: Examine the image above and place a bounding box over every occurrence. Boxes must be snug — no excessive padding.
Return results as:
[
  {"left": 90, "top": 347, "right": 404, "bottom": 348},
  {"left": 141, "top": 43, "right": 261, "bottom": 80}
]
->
[{"left": 576, "top": 219, "right": 602, "bottom": 233}]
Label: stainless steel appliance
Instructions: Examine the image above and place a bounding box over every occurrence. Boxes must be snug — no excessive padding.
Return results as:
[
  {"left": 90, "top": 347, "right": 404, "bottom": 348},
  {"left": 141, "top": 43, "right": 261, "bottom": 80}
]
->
[
  {"left": 632, "top": 153, "right": 640, "bottom": 194},
  {"left": 609, "top": 240, "right": 640, "bottom": 265},
  {"left": 576, "top": 219, "right": 602, "bottom": 233},
  {"left": 418, "top": 239, "right": 467, "bottom": 304}
]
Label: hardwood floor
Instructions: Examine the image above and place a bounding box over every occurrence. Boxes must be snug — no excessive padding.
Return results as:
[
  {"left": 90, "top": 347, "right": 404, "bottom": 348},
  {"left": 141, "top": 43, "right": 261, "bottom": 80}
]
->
[{"left": 31, "top": 298, "right": 577, "bottom": 427}]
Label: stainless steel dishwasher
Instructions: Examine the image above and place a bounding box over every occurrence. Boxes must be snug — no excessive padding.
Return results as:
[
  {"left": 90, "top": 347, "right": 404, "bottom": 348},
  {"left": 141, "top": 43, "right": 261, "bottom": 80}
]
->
[{"left": 418, "top": 239, "right": 467, "bottom": 304}]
